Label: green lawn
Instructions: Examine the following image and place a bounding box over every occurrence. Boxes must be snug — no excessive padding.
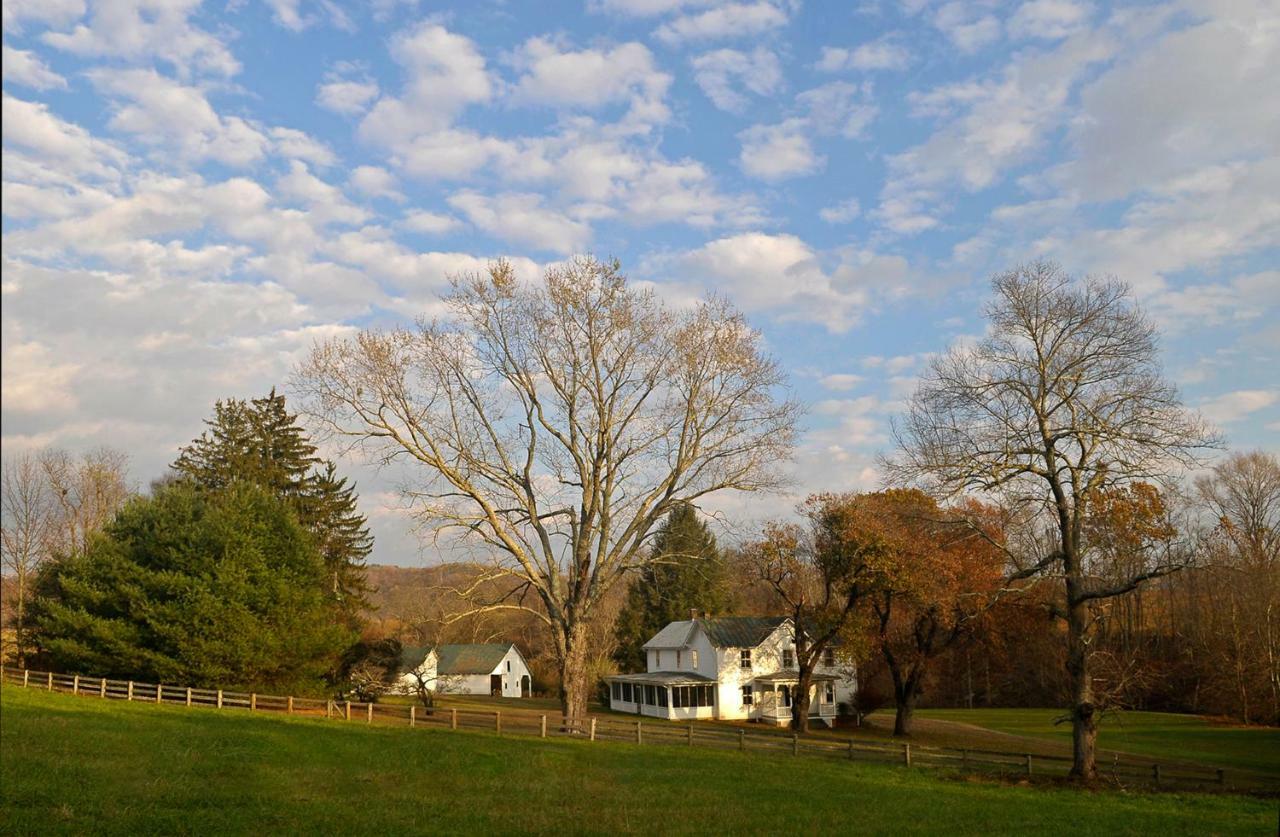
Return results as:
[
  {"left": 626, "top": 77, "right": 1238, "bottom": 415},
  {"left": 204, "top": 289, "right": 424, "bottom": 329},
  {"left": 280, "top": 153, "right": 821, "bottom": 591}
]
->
[
  {"left": 1, "top": 687, "right": 1274, "bottom": 835},
  {"left": 902, "top": 709, "right": 1280, "bottom": 777}
]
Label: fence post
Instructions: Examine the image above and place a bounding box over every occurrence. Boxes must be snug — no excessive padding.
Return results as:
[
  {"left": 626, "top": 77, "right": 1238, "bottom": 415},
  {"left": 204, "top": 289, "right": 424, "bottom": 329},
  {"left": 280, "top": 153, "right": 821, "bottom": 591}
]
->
[
  {"left": 100, "top": 678, "right": 107, "bottom": 698},
  {"left": 848, "top": 739, "right": 854, "bottom": 761},
  {"left": 540, "top": 714, "right": 547, "bottom": 738},
  {"left": 73, "top": 675, "right": 79, "bottom": 695},
  {"left": 451, "top": 708, "right": 458, "bottom": 730},
  {"left": 1152, "top": 764, "right": 1161, "bottom": 785},
  {"left": 903, "top": 743, "right": 911, "bottom": 767},
  {"left": 636, "top": 721, "right": 642, "bottom": 745},
  {"left": 687, "top": 724, "right": 694, "bottom": 746},
  {"left": 23, "top": 669, "right": 29, "bottom": 688},
  {"left": 410, "top": 705, "right": 416, "bottom": 728},
  {"left": 186, "top": 687, "right": 192, "bottom": 707},
  {"left": 1024, "top": 754, "right": 1032, "bottom": 776},
  {"left": 961, "top": 748, "right": 968, "bottom": 770},
  {"left": 326, "top": 700, "right": 332, "bottom": 720},
  {"left": 367, "top": 702, "right": 374, "bottom": 724},
  {"left": 344, "top": 700, "right": 351, "bottom": 721},
  {"left": 739, "top": 729, "right": 745, "bottom": 751},
  {"left": 157, "top": 684, "right": 163, "bottom": 704},
  {"left": 590, "top": 719, "right": 597, "bottom": 741},
  {"left": 217, "top": 689, "right": 223, "bottom": 709},
  {"left": 250, "top": 693, "right": 256, "bottom": 712},
  {"left": 792, "top": 734, "right": 799, "bottom": 756},
  {"left": 287, "top": 696, "right": 294, "bottom": 715},
  {"left": 1216, "top": 768, "right": 1225, "bottom": 787},
  {"left": 495, "top": 711, "right": 502, "bottom": 734},
  {"left": 47, "top": 671, "right": 53, "bottom": 691},
  {"left": 127, "top": 681, "right": 134, "bottom": 701}
]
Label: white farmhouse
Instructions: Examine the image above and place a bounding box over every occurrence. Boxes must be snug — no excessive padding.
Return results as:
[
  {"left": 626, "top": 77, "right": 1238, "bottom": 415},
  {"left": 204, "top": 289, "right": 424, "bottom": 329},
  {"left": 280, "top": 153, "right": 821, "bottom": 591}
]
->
[
  {"left": 397, "top": 643, "right": 532, "bottom": 698},
  {"left": 605, "top": 616, "right": 855, "bottom": 727}
]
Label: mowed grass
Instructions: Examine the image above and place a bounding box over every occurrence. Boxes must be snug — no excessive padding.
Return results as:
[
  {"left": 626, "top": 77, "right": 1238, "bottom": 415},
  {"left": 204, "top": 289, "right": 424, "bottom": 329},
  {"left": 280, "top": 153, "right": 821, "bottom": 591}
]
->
[
  {"left": 902, "top": 709, "right": 1280, "bottom": 777},
  {"left": 2, "top": 688, "right": 1275, "bottom": 836}
]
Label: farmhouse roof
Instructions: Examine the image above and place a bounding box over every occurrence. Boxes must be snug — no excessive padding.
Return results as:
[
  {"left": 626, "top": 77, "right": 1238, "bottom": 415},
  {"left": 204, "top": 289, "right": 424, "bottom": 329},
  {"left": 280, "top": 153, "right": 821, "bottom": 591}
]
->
[
  {"left": 436, "top": 643, "right": 514, "bottom": 675},
  {"left": 643, "top": 616, "right": 788, "bottom": 650},
  {"left": 606, "top": 671, "right": 717, "bottom": 685}
]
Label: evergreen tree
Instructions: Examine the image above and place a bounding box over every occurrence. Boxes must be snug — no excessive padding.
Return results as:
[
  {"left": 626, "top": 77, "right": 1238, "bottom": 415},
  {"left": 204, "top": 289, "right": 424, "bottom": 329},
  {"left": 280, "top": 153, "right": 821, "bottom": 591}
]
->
[
  {"left": 612, "top": 504, "right": 727, "bottom": 672},
  {"left": 173, "top": 389, "right": 371, "bottom": 622},
  {"left": 29, "top": 481, "right": 353, "bottom": 693}
]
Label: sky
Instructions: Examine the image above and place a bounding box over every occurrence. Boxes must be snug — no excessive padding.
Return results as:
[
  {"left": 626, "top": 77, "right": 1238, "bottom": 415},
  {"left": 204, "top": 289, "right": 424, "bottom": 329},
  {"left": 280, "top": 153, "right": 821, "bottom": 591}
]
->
[{"left": 2, "top": 0, "right": 1278, "bottom": 566}]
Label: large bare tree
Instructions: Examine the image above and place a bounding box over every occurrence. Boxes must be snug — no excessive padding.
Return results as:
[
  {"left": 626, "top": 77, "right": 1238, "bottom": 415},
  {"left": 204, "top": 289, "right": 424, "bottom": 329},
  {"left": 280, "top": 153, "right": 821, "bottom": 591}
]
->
[
  {"left": 294, "top": 257, "right": 798, "bottom": 718},
  {"left": 889, "top": 262, "right": 1217, "bottom": 780},
  {"left": 39, "top": 447, "right": 132, "bottom": 558},
  {"left": 1, "top": 453, "right": 57, "bottom": 664}
]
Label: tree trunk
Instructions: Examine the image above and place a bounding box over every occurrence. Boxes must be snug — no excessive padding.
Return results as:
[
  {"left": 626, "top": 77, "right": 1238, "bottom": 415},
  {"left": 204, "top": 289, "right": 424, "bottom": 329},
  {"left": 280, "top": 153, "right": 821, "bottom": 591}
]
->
[
  {"left": 1066, "top": 590, "right": 1098, "bottom": 780},
  {"left": 792, "top": 671, "right": 813, "bottom": 734},
  {"left": 893, "top": 689, "right": 918, "bottom": 737},
  {"left": 558, "top": 621, "right": 591, "bottom": 721}
]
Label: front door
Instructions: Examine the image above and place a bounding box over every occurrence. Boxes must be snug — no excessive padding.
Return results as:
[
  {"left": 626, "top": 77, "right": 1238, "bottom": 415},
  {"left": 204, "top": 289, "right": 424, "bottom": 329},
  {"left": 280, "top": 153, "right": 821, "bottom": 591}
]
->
[{"left": 490, "top": 674, "right": 502, "bottom": 696}]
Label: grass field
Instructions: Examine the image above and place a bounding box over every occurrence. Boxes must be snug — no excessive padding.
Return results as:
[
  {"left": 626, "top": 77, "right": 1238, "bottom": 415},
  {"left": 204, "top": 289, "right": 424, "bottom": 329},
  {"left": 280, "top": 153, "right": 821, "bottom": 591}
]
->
[
  {"left": 897, "top": 709, "right": 1280, "bottom": 777},
  {"left": 2, "top": 687, "right": 1275, "bottom": 835}
]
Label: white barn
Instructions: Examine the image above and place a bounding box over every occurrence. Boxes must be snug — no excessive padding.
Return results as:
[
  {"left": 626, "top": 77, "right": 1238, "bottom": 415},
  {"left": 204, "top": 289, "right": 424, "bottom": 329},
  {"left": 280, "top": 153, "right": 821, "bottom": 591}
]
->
[
  {"left": 398, "top": 643, "right": 532, "bottom": 698},
  {"left": 605, "top": 616, "right": 855, "bottom": 727}
]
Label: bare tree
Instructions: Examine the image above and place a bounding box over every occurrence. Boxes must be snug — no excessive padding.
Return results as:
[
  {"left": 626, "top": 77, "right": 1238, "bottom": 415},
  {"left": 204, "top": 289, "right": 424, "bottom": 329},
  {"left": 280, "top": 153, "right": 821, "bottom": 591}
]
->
[
  {"left": 1, "top": 453, "right": 57, "bottom": 664},
  {"left": 888, "top": 262, "right": 1217, "bottom": 780},
  {"left": 294, "top": 257, "right": 798, "bottom": 718},
  {"left": 1194, "top": 451, "right": 1280, "bottom": 722},
  {"left": 39, "top": 447, "right": 132, "bottom": 557}
]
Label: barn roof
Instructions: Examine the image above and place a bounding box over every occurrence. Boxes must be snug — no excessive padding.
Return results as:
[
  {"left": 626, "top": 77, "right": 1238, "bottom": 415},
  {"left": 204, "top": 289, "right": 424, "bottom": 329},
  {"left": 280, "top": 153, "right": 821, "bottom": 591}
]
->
[
  {"left": 436, "top": 643, "right": 514, "bottom": 675},
  {"left": 400, "top": 645, "right": 433, "bottom": 671}
]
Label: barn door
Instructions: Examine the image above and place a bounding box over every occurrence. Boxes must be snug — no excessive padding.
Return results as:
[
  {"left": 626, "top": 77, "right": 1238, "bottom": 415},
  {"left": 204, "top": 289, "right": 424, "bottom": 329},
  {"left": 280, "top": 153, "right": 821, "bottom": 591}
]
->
[{"left": 490, "top": 674, "right": 502, "bottom": 696}]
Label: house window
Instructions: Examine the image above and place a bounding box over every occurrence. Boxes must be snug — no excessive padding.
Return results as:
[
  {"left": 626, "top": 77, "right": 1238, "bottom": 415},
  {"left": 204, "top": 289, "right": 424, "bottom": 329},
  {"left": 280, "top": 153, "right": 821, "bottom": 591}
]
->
[
  {"left": 691, "top": 650, "right": 699, "bottom": 669},
  {"left": 740, "top": 649, "right": 752, "bottom": 669},
  {"left": 622, "top": 683, "right": 633, "bottom": 703},
  {"left": 611, "top": 682, "right": 621, "bottom": 701},
  {"left": 782, "top": 648, "right": 794, "bottom": 668},
  {"left": 780, "top": 685, "right": 792, "bottom": 707},
  {"left": 658, "top": 687, "right": 668, "bottom": 708},
  {"left": 741, "top": 685, "right": 753, "bottom": 706},
  {"left": 645, "top": 685, "right": 657, "bottom": 705},
  {"left": 654, "top": 650, "right": 661, "bottom": 669},
  {"left": 676, "top": 650, "right": 682, "bottom": 668},
  {"left": 507, "top": 660, "right": 512, "bottom": 672},
  {"left": 673, "top": 686, "right": 684, "bottom": 708},
  {"left": 824, "top": 682, "right": 836, "bottom": 704},
  {"left": 822, "top": 647, "right": 836, "bottom": 667}
]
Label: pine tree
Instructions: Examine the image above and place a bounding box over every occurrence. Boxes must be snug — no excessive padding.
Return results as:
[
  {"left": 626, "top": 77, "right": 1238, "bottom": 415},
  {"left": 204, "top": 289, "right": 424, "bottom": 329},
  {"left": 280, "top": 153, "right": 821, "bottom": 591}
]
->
[
  {"left": 173, "top": 389, "right": 371, "bottom": 623},
  {"left": 612, "top": 504, "right": 728, "bottom": 672}
]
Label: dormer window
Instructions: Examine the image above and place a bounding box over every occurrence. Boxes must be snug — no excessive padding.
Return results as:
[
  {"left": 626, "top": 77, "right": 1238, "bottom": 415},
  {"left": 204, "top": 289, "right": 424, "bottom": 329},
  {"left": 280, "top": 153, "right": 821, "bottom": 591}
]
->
[
  {"left": 782, "top": 647, "right": 795, "bottom": 668},
  {"left": 822, "top": 647, "right": 836, "bottom": 667},
  {"left": 691, "top": 650, "right": 699, "bottom": 669},
  {"left": 740, "top": 649, "right": 752, "bottom": 669}
]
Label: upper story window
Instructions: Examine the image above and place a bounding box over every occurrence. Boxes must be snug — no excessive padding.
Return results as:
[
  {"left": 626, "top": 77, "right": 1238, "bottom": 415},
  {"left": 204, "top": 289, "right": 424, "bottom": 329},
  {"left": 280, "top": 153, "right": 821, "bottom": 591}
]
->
[
  {"left": 691, "top": 649, "right": 699, "bottom": 669},
  {"left": 507, "top": 660, "right": 512, "bottom": 672},
  {"left": 740, "top": 648, "right": 752, "bottom": 669},
  {"left": 654, "top": 650, "right": 661, "bottom": 669},
  {"left": 822, "top": 647, "right": 836, "bottom": 667},
  {"left": 676, "top": 650, "right": 682, "bottom": 668},
  {"left": 782, "top": 647, "right": 795, "bottom": 668}
]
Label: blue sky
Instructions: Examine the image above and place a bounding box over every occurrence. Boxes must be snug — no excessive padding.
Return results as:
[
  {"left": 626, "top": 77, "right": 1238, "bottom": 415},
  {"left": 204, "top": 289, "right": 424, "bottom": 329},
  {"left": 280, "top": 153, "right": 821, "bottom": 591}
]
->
[{"left": 2, "top": 0, "right": 1277, "bottom": 564}]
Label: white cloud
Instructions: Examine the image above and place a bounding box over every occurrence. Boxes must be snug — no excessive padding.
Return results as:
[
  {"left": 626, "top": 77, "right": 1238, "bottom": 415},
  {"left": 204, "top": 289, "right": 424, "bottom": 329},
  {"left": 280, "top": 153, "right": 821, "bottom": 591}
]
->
[
  {"left": 2, "top": 45, "right": 68, "bottom": 90},
  {"left": 402, "top": 209, "right": 463, "bottom": 235},
  {"left": 275, "top": 161, "right": 369, "bottom": 226},
  {"left": 3, "top": 0, "right": 85, "bottom": 33},
  {"left": 690, "top": 47, "right": 782, "bottom": 113},
  {"left": 270, "top": 127, "right": 337, "bottom": 167},
  {"left": 89, "top": 69, "right": 270, "bottom": 167},
  {"left": 819, "top": 373, "right": 863, "bottom": 391},
  {"left": 819, "top": 199, "right": 861, "bottom": 224},
  {"left": 738, "top": 119, "right": 823, "bottom": 181},
  {"left": 654, "top": 1, "right": 791, "bottom": 45},
  {"left": 41, "top": 0, "right": 239, "bottom": 77},
  {"left": 316, "top": 77, "right": 380, "bottom": 116},
  {"left": 347, "top": 165, "right": 404, "bottom": 201},
  {"left": 1008, "top": 0, "right": 1093, "bottom": 40},
  {"left": 797, "top": 81, "right": 878, "bottom": 139},
  {"left": 932, "top": 2, "right": 1002, "bottom": 53},
  {"left": 2, "top": 93, "right": 127, "bottom": 183},
  {"left": 1199, "top": 390, "right": 1279, "bottom": 425},
  {"left": 509, "top": 37, "right": 670, "bottom": 125},
  {"left": 1, "top": 339, "right": 81, "bottom": 414},
  {"left": 359, "top": 23, "right": 493, "bottom": 148},
  {"left": 817, "top": 36, "right": 911, "bottom": 72},
  {"left": 447, "top": 191, "right": 591, "bottom": 254}
]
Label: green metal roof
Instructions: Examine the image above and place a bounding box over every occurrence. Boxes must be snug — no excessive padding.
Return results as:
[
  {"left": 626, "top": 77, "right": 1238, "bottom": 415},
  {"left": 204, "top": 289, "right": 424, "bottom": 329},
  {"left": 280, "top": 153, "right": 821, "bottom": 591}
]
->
[
  {"left": 699, "top": 616, "right": 788, "bottom": 648},
  {"left": 400, "top": 645, "right": 432, "bottom": 671},
  {"left": 436, "top": 643, "right": 513, "bottom": 675}
]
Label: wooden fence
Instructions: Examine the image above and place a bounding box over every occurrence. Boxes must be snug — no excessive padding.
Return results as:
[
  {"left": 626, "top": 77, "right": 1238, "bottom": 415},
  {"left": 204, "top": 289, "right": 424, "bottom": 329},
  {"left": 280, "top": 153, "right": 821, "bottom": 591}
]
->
[{"left": 3, "top": 665, "right": 1273, "bottom": 795}]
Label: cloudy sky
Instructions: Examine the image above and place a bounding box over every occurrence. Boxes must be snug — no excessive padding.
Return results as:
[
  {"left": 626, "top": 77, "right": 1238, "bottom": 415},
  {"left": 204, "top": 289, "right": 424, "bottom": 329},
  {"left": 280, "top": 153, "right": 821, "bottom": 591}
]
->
[{"left": 3, "top": 0, "right": 1277, "bottom": 565}]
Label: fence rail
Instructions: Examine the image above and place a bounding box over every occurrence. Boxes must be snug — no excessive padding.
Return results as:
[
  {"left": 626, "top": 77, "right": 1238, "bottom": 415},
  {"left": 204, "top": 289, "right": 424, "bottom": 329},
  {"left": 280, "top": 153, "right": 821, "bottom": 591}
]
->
[{"left": 2, "top": 665, "right": 1273, "bottom": 794}]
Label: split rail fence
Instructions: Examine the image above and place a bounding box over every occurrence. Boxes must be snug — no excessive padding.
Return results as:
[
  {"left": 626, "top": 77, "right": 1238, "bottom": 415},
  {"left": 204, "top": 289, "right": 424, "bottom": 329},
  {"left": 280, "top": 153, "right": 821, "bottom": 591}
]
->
[{"left": 3, "top": 665, "right": 1274, "bottom": 795}]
